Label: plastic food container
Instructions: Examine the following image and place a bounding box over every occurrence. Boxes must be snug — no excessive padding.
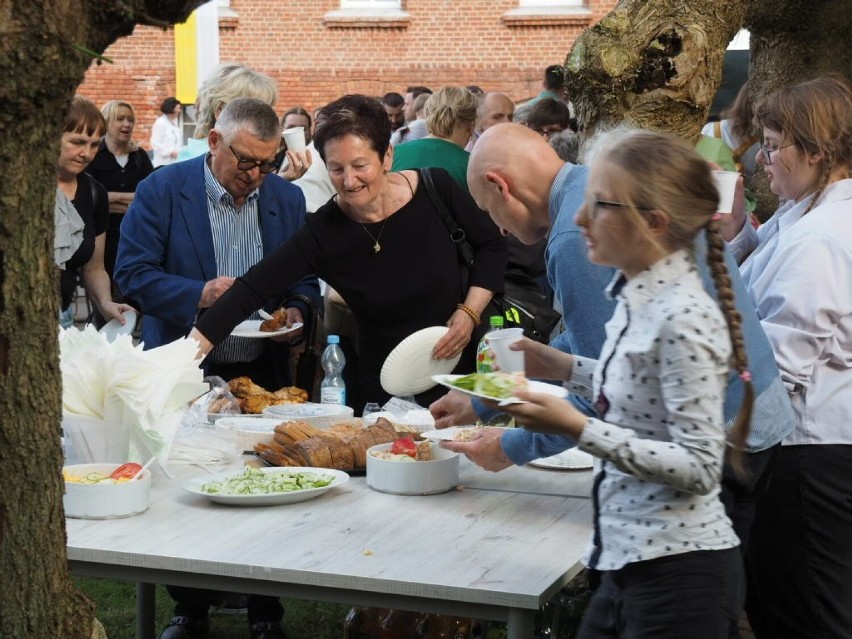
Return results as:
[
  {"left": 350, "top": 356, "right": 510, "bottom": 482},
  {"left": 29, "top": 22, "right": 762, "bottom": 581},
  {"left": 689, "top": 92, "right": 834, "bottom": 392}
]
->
[
  {"left": 215, "top": 416, "right": 283, "bottom": 451},
  {"left": 261, "top": 402, "right": 354, "bottom": 429},
  {"left": 63, "top": 463, "right": 152, "bottom": 519},
  {"left": 62, "top": 413, "right": 130, "bottom": 465},
  {"left": 366, "top": 442, "right": 459, "bottom": 495}
]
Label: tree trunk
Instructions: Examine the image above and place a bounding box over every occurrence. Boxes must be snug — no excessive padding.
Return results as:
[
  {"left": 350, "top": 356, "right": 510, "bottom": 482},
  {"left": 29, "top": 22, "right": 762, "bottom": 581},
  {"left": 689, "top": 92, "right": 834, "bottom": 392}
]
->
[
  {"left": 745, "top": 0, "right": 852, "bottom": 220},
  {"left": 564, "top": 0, "right": 747, "bottom": 147},
  {"left": 0, "top": 4, "right": 203, "bottom": 637}
]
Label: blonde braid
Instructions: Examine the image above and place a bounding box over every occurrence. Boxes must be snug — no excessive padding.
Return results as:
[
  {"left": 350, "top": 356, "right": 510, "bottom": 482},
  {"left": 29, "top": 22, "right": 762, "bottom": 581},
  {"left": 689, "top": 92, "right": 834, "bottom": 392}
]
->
[{"left": 705, "top": 222, "right": 754, "bottom": 477}]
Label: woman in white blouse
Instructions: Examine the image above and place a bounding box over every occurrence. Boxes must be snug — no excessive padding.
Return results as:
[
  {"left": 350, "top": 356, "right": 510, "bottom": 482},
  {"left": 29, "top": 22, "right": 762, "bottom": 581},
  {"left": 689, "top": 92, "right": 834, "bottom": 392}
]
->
[
  {"left": 497, "top": 129, "right": 754, "bottom": 638},
  {"left": 719, "top": 75, "right": 852, "bottom": 639},
  {"left": 150, "top": 96, "right": 182, "bottom": 167}
]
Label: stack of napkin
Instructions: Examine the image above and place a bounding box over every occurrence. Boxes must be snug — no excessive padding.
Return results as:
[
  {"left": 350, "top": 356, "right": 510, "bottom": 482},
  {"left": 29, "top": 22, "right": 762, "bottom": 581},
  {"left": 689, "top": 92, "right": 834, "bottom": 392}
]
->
[{"left": 60, "top": 326, "right": 208, "bottom": 464}]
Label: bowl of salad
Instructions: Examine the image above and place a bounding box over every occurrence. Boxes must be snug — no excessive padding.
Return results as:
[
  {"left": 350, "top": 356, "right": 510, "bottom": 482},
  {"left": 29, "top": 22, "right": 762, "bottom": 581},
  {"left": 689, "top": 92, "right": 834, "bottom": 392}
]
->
[
  {"left": 366, "top": 440, "right": 459, "bottom": 496},
  {"left": 63, "top": 462, "right": 151, "bottom": 519}
]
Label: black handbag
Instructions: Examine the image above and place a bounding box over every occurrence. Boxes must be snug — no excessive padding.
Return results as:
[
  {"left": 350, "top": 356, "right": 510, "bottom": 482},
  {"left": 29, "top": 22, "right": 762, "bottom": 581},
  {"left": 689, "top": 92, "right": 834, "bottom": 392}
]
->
[{"left": 420, "top": 168, "right": 561, "bottom": 343}]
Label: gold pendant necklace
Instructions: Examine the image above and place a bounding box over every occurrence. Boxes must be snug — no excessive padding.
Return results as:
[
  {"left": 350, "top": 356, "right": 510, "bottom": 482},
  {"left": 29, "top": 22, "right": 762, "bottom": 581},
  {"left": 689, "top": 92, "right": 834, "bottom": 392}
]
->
[{"left": 360, "top": 219, "right": 388, "bottom": 254}]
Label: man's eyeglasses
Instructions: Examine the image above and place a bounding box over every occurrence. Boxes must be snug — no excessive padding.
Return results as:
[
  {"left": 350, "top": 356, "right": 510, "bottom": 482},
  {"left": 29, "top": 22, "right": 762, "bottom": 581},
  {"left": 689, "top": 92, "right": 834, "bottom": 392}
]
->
[
  {"left": 759, "top": 142, "right": 795, "bottom": 165},
  {"left": 227, "top": 143, "right": 280, "bottom": 174},
  {"left": 586, "top": 198, "right": 653, "bottom": 219}
]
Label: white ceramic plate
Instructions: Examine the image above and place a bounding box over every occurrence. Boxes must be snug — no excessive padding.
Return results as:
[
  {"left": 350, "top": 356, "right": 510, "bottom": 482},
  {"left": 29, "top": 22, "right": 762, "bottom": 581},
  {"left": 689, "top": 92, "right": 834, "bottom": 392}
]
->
[
  {"left": 431, "top": 374, "right": 567, "bottom": 405},
  {"left": 529, "top": 448, "right": 594, "bottom": 470},
  {"left": 182, "top": 466, "right": 349, "bottom": 506},
  {"left": 99, "top": 309, "right": 138, "bottom": 342},
  {"left": 231, "top": 320, "right": 303, "bottom": 339},
  {"left": 420, "top": 426, "right": 496, "bottom": 441},
  {"left": 381, "top": 326, "right": 462, "bottom": 396}
]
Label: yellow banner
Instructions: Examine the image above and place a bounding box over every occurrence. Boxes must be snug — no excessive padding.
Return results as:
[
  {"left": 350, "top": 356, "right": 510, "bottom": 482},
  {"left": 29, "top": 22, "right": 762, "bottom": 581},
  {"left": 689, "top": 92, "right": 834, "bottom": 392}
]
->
[{"left": 174, "top": 11, "right": 198, "bottom": 105}]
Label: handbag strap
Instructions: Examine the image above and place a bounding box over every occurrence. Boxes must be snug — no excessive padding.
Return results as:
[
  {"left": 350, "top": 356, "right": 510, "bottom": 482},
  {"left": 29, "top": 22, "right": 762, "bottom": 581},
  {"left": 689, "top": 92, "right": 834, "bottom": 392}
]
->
[{"left": 420, "top": 168, "right": 475, "bottom": 269}]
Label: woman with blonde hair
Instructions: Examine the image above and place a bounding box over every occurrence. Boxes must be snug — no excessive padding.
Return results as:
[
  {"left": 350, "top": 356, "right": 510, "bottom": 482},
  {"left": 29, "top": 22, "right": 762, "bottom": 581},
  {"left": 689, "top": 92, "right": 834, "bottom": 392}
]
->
[
  {"left": 720, "top": 74, "right": 852, "bottom": 639},
  {"left": 86, "top": 100, "right": 153, "bottom": 306},
  {"left": 496, "top": 128, "right": 752, "bottom": 637},
  {"left": 391, "top": 86, "right": 479, "bottom": 188}
]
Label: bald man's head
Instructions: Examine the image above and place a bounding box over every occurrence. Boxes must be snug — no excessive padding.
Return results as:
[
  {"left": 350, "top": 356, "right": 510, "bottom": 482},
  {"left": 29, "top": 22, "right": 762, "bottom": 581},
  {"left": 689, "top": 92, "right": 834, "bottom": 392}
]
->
[
  {"left": 467, "top": 123, "right": 564, "bottom": 244},
  {"left": 476, "top": 92, "right": 515, "bottom": 133}
]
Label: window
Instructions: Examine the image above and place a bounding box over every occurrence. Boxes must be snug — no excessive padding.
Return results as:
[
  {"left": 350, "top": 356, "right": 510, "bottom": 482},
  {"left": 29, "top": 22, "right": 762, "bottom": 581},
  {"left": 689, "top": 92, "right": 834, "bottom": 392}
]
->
[{"left": 340, "top": 0, "right": 401, "bottom": 8}]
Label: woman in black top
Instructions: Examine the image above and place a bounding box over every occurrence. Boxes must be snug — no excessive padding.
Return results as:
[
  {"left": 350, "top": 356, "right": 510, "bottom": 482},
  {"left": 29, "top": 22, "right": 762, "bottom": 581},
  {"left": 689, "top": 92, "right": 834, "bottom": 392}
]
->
[
  {"left": 56, "top": 96, "right": 134, "bottom": 326},
  {"left": 192, "top": 95, "right": 507, "bottom": 411},
  {"left": 86, "top": 100, "right": 154, "bottom": 286}
]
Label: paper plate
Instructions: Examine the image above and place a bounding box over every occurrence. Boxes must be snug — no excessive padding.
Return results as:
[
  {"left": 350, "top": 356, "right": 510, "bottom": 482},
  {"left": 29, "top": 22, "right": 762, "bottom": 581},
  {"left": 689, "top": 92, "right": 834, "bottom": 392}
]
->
[
  {"left": 231, "top": 320, "right": 303, "bottom": 339},
  {"left": 529, "top": 447, "right": 594, "bottom": 470},
  {"left": 431, "top": 374, "right": 568, "bottom": 405},
  {"left": 381, "top": 327, "right": 462, "bottom": 396},
  {"left": 99, "top": 309, "right": 137, "bottom": 342}
]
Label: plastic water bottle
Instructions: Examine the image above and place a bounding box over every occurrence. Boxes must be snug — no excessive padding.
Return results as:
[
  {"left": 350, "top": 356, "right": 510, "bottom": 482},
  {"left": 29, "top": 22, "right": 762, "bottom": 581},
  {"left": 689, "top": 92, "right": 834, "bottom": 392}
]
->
[
  {"left": 475, "top": 315, "right": 504, "bottom": 373},
  {"left": 320, "top": 334, "right": 347, "bottom": 406}
]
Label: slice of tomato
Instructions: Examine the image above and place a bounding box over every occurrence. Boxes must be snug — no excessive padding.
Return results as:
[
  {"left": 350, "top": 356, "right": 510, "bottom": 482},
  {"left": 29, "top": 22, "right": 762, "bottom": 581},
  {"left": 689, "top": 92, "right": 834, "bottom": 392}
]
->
[
  {"left": 109, "top": 462, "right": 143, "bottom": 480},
  {"left": 390, "top": 437, "right": 417, "bottom": 458}
]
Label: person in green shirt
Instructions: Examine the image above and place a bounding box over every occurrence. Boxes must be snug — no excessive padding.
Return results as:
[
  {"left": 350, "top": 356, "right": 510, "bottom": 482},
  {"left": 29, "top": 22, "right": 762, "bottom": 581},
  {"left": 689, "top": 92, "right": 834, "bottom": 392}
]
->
[{"left": 391, "top": 86, "right": 478, "bottom": 189}]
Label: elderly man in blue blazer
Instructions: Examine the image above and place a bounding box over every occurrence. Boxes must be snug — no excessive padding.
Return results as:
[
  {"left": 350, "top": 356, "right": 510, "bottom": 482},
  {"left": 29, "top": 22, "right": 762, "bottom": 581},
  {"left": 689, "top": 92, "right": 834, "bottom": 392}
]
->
[
  {"left": 117, "top": 98, "right": 320, "bottom": 399},
  {"left": 115, "top": 98, "right": 317, "bottom": 639}
]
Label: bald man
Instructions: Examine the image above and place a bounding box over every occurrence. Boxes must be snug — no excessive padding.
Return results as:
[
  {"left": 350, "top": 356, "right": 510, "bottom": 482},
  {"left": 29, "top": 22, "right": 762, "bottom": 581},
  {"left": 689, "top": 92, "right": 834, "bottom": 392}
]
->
[
  {"left": 432, "top": 123, "right": 794, "bottom": 573},
  {"left": 468, "top": 92, "right": 515, "bottom": 150},
  {"left": 433, "top": 123, "right": 610, "bottom": 469}
]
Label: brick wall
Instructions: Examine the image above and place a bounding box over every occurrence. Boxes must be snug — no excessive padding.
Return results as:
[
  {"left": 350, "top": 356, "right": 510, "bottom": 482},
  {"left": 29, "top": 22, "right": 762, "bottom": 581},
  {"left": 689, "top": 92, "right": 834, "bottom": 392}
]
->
[{"left": 79, "top": 0, "right": 615, "bottom": 146}]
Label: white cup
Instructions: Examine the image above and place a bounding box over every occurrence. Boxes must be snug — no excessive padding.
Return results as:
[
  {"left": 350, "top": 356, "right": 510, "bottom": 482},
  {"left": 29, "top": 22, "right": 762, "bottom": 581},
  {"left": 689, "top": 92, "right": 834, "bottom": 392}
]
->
[
  {"left": 485, "top": 327, "right": 525, "bottom": 373},
  {"left": 282, "top": 126, "right": 306, "bottom": 153},
  {"left": 712, "top": 170, "right": 740, "bottom": 214}
]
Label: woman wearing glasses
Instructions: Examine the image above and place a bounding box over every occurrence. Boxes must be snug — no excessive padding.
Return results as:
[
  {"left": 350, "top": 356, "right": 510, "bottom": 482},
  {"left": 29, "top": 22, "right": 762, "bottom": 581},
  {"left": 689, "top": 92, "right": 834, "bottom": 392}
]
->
[
  {"left": 492, "top": 129, "right": 751, "bottom": 638},
  {"left": 719, "top": 75, "right": 852, "bottom": 639}
]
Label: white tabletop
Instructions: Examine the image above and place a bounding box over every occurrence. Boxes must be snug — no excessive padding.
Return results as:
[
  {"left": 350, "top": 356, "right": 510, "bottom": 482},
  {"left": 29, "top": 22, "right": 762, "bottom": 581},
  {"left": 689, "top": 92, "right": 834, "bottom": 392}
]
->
[{"left": 67, "top": 457, "right": 593, "bottom": 637}]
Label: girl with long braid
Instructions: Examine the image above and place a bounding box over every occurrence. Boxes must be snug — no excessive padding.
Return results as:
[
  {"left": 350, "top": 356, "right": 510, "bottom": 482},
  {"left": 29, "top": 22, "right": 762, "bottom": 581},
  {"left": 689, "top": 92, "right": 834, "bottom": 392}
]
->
[{"left": 495, "top": 129, "right": 752, "bottom": 638}]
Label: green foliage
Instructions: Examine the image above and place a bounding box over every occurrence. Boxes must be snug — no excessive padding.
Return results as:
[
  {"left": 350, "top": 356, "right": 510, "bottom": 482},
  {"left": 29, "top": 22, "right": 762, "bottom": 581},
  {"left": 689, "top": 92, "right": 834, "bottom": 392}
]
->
[{"left": 74, "top": 577, "right": 349, "bottom": 639}]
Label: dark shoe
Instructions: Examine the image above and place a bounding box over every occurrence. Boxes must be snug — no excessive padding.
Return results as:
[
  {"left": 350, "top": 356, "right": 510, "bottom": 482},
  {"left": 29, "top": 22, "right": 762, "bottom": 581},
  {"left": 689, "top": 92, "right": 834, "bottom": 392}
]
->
[
  {"left": 250, "top": 621, "right": 288, "bottom": 639},
  {"left": 159, "top": 616, "right": 210, "bottom": 639}
]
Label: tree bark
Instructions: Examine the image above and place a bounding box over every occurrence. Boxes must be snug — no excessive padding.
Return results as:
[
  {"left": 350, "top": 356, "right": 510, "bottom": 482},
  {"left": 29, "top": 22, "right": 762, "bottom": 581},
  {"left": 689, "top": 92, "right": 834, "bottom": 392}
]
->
[
  {"left": 745, "top": 0, "right": 852, "bottom": 220},
  {"left": 0, "top": 4, "right": 203, "bottom": 637},
  {"left": 564, "top": 0, "right": 747, "bottom": 147}
]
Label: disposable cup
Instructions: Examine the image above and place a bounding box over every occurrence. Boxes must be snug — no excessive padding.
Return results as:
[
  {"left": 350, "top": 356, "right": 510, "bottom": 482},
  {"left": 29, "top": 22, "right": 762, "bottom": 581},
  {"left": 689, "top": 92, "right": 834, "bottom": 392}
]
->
[
  {"left": 62, "top": 413, "right": 130, "bottom": 465},
  {"left": 712, "top": 170, "right": 739, "bottom": 214},
  {"left": 485, "top": 327, "right": 525, "bottom": 373},
  {"left": 282, "top": 126, "right": 306, "bottom": 153}
]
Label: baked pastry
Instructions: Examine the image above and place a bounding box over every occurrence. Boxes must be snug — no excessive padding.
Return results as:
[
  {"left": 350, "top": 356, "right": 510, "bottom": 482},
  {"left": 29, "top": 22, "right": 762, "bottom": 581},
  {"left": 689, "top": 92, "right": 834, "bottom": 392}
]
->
[{"left": 259, "top": 308, "right": 287, "bottom": 332}]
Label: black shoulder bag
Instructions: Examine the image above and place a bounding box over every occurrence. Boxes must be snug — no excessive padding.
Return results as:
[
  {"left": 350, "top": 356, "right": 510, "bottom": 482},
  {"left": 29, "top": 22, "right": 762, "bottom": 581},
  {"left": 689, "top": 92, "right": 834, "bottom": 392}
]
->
[{"left": 420, "top": 168, "right": 561, "bottom": 343}]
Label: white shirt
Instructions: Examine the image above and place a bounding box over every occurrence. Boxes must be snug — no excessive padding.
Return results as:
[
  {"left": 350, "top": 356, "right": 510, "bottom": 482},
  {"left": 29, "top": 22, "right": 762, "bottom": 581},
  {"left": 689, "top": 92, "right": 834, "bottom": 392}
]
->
[
  {"left": 567, "top": 251, "right": 739, "bottom": 571},
  {"left": 151, "top": 114, "right": 182, "bottom": 167},
  {"left": 292, "top": 141, "right": 335, "bottom": 213},
  {"left": 728, "top": 179, "right": 852, "bottom": 446}
]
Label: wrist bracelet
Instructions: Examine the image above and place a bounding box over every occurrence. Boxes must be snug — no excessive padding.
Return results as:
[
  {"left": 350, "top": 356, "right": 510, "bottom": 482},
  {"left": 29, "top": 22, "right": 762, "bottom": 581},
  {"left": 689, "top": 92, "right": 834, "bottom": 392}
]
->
[{"left": 456, "top": 303, "right": 481, "bottom": 327}]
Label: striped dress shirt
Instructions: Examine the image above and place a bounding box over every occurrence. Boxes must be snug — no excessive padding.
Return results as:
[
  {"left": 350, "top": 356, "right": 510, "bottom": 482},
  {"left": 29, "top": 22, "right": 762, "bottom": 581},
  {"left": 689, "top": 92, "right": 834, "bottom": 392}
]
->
[{"left": 203, "top": 160, "right": 264, "bottom": 364}]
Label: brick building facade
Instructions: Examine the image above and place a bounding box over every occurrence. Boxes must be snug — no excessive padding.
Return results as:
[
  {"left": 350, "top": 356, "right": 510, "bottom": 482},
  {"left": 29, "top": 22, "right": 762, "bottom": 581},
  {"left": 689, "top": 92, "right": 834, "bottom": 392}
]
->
[{"left": 78, "top": 1, "right": 615, "bottom": 147}]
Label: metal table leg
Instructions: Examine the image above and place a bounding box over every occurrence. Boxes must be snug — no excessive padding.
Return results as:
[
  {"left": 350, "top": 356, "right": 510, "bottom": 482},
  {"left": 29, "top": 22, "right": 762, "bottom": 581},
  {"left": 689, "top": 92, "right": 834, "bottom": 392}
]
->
[
  {"left": 136, "top": 582, "right": 156, "bottom": 639},
  {"left": 507, "top": 607, "right": 536, "bottom": 639}
]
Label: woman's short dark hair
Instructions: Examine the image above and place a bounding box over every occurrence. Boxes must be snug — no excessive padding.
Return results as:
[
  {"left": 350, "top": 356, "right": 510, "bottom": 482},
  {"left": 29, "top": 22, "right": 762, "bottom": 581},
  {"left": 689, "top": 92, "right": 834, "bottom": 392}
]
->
[
  {"left": 313, "top": 94, "right": 391, "bottom": 163},
  {"left": 63, "top": 96, "right": 106, "bottom": 136},
  {"left": 160, "top": 97, "right": 181, "bottom": 115},
  {"left": 526, "top": 98, "right": 573, "bottom": 132}
]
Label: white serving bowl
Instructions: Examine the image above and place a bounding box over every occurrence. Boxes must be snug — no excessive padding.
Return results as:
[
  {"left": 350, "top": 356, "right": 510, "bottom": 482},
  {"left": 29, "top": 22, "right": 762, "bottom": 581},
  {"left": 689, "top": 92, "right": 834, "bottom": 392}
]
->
[
  {"left": 215, "top": 416, "right": 283, "bottom": 451},
  {"left": 63, "top": 463, "right": 151, "bottom": 519},
  {"left": 261, "top": 402, "right": 354, "bottom": 429},
  {"left": 366, "top": 442, "right": 459, "bottom": 495}
]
